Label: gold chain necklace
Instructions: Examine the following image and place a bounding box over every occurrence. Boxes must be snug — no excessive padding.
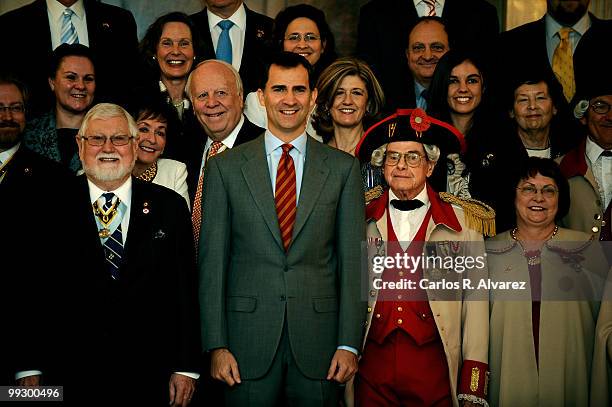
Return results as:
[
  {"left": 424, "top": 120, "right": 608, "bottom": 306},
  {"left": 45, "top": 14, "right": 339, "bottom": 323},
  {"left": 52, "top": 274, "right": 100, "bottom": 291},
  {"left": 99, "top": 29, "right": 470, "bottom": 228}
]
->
[
  {"left": 135, "top": 162, "right": 158, "bottom": 182},
  {"left": 511, "top": 225, "right": 559, "bottom": 266}
]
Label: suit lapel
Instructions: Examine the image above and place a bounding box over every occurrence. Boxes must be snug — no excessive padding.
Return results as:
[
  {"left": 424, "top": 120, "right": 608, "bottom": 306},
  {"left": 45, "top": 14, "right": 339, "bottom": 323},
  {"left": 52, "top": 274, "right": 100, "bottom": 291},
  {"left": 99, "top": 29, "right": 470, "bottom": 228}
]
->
[
  {"left": 292, "top": 138, "right": 329, "bottom": 243},
  {"left": 241, "top": 138, "right": 284, "bottom": 250},
  {"left": 33, "top": 0, "right": 53, "bottom": 52},
  {"left": 202, "top": 9, "right": 217, "bottom": 59},
  {"left": 76, "top": 176, "right": 107, "bottom": 272},
  {"left": 122, "top": 179, "right": 149, "bottom": 274}
]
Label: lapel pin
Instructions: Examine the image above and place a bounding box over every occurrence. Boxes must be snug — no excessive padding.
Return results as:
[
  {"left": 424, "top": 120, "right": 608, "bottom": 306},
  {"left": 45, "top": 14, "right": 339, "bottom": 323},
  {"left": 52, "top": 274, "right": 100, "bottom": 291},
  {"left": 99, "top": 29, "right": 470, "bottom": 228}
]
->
[
  {"left": 256, "top": 29, "right": 265, "bottom": 38},
  {"left": 143, "top": 201, "right": 150, "bottom": 214}
]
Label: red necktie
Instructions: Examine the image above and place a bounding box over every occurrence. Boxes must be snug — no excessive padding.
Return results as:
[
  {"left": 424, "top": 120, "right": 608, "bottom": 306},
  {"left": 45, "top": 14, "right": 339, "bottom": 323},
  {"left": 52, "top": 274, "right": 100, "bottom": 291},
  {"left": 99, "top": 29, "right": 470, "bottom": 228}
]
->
[
  {"left": 192, "top": 141, "right": 224, "bottom": 245},
  {"left": 275, "top": 144, "right": 297, "bottom": 251}
]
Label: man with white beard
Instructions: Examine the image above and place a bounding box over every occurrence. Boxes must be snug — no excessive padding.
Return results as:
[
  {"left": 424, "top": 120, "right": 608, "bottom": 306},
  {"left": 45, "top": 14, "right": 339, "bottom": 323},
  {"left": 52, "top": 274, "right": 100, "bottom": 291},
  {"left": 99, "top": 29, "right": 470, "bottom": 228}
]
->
[{"left": 19, "top": 103, "right": 202, "bottom": 406}]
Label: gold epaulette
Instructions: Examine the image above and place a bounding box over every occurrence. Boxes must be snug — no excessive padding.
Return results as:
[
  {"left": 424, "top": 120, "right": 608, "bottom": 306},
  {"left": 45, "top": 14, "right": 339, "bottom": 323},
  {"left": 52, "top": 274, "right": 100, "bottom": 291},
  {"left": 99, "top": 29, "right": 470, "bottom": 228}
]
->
[
  {"left": 365, "top": 185, "right": 384, "bottom": 206},
  {"left": 439, "top": 192, "right": 496, "bottom": 237}
]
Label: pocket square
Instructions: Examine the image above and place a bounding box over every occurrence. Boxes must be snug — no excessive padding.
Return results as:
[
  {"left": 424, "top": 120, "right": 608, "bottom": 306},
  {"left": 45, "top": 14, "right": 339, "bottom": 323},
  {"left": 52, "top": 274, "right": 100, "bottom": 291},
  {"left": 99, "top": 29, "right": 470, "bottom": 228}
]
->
[{"left": 153, "top": 229, "right": 166, "bottom": 239}]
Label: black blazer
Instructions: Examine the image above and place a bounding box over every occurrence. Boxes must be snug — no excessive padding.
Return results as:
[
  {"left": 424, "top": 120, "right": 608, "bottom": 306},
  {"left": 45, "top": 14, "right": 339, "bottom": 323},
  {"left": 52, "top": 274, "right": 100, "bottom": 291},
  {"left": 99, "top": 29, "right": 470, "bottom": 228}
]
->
[
  {"left": 191, "top": 5, "right": 274, "bottom": 96},
  {"left": 186, "top": 116, "right": 264, "bottom": 203},
  {"left": 356, "top": 0, "right": 499, "bottom": 111},
  {"left": 27, "top": 176, "right": 200, "bottom": 403},
  {"left": 0, "top": 146, "right": 71, "bottom": 384},
  {"left": 0, "top": 0, "right": 138, "bottom": 115}
]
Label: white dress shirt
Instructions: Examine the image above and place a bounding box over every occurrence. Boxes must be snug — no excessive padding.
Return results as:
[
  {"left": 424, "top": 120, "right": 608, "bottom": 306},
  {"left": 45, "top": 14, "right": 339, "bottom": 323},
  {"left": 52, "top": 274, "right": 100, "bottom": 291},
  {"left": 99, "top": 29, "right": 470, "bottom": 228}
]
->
[
  {"left": 545, "top": 12, "right": 591, "bottom": 65},
  {"left": 413, "top": 0, "right": 444, "bottom": 17},
  {"left": 197, "top": 114, "right": 245, "bottom": 183},
  {"left": 46, "top": 0, "right": 89, "bottom": 49},
  {"left": 389, "top": 186, "right": 430, "bottom": 250},
  {"left": 585, "top": 136, "right": 612, "bottom": 210},
  {"left": 207, "top": 4, "right": 247, "bottom": 71}
]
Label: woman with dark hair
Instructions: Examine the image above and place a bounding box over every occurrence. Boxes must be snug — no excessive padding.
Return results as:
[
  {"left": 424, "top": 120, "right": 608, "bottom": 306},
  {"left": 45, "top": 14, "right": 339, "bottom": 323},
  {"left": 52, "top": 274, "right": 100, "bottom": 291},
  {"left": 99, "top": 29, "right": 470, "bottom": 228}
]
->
[
  {"left": 486, "top": 156, "right": 608, "bottom": 406},
  {"left": 134, "top": 11, "right": 205, "bottom": 163},
  {"left": 428, "top": 48, "right": 526, "bottom": 232},
  {"left": 312, "top": 57, "right": 384, "bottom": 154},
  {"left": 23, "top": 43, "right": 96, "bottom": 173},
  {"left": 131, "top": 98, "right": 190, "bottom": 208},
  {"left": 507, "top": 74, "right": 568, "bottom": 159},
  {"left": 243, "top": 3, "right": 337, "bottom": 140}
]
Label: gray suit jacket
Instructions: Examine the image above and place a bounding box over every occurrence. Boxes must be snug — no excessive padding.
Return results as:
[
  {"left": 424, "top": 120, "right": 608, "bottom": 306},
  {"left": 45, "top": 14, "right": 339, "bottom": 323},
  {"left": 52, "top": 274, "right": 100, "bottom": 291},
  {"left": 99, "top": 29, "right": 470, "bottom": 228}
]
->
[{"left": 199, "top": 135, "right": 366, "bottom": 380}]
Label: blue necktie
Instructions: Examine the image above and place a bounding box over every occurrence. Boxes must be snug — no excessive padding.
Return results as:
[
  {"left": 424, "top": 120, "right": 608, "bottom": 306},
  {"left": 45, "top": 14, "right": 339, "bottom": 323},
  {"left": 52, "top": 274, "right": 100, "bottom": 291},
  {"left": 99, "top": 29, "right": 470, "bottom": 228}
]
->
[
  {"left": 216, "top": 20, "right": 234, "bottom": 64},
  {"left": 98, "top": 193, "right": 124, "bottom": 280},
  {"left": 60, "top": 8, "right": 79, "bottom": 45}
]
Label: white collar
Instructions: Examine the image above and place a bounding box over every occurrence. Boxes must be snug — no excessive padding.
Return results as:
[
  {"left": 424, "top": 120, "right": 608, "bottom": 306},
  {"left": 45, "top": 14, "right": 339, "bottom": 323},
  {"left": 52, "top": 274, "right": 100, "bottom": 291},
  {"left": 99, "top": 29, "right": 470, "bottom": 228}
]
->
[
  {"left": 0, "top": 142, "right": 20, "bottom": 166},
  {"left": 88, "top": 176, "right": 132, "bottom": 209},
  {"left": 46, "top": 0, "right": 85, "bottom": 22},
  {"left": 264, "top": 131, "right": 307, "bottom": 156},
  {"left": 388, "top": 184, "right": 429, "bottom": 208},
  {"left": 585, "top": 135, "right": 607, "bottom": 164},
  {"left": 207, "top": 3, "right": 246, "bottom": 32},
  {"left": 545, "top": 11, "right": 591, "bottom": 41},
  {"left": 205, "top": 114, "right": 244, "bottom": 151}
]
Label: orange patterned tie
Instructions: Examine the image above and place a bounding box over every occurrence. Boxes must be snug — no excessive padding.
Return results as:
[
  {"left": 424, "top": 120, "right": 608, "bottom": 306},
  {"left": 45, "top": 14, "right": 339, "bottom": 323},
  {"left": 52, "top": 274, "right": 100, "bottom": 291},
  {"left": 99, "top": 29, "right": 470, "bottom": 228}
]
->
[
  {"left": 552, "top": 27, "right": 575, "bottom": 102},
  {"left": 275, "top": 144, "right": 297, "bottom": 252},
  {"left": 192, "top": 141, "right": 224, "bottom": 245}
]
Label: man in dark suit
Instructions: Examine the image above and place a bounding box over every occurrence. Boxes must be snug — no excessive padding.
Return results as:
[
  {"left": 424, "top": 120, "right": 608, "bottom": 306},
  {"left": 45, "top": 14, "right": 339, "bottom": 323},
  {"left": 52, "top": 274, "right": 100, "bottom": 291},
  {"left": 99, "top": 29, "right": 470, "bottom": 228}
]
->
[
  {"left": 0, "top": 0, "right": 138, "bottom": 115},
  {"left": 356, "top": 0, "right": 499, "bottom": 111},
  {"left": 0, "top": 74, "right": 71, "bottom": 386},
  {"left": 186, "top": 60, "right": 263, "bottom": 225},
  {"left": 495, "top": 0, "right": 612, "bottom": 151},
  {"left": 199, "top": 52, "right": 366, "bottom": 405},
  {"left": 191, "top": 0, "right": 274, "bottom": 97},
  {"left": 16, "top": 103, "right": 201, "bottom": 406}
]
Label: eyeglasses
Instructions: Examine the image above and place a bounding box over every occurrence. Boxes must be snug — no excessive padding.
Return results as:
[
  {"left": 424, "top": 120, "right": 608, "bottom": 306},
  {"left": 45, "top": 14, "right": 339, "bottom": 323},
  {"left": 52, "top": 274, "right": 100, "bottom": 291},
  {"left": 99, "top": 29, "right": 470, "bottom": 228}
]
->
[
  {"left": 284, "top": 33, "right": 320, "bottom": 43},
  {"left": 0, "top": 104, "right": 25, "bottom": 114},
  {"left": 384, "top": 151, "right": 425, "bottom": 167},
  {"left": 517, "top": 184, "right": 558, "bottom": 199},
  {"left": 80, "top": 135, "right": 135, "bottom": 146},
  {"left": 591, "top": 101, "right": 611, "bottom": 115}
]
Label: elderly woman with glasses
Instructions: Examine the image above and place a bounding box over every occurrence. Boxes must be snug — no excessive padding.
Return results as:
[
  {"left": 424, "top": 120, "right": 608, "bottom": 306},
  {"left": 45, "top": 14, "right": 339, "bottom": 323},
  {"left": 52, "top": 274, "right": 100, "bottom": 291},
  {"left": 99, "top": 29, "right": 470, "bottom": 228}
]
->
[{"left": 486, "top": 156, "right": 608, "bottom": 406}]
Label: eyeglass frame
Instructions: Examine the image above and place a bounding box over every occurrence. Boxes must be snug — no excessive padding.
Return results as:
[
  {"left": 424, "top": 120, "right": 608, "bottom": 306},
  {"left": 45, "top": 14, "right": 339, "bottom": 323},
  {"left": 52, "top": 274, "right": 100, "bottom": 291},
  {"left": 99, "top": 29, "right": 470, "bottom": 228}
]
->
[
  {"left": 0, "top": 104, "right": 25, "bottom": 114},
  {"left": 516, "top": 183, "right": 558, "bottom": 199},
  {"left": 384, "top": 151, "right": 426, "bottom": 167},
  {"left": 80, "top": 134, "right": 136, "bottom": 147},
  {"left": 284, "top": 33, "right": 321, "bottom": 43},
  {"left": 590, "top": 100, "right": 611, "bottom": 115}
]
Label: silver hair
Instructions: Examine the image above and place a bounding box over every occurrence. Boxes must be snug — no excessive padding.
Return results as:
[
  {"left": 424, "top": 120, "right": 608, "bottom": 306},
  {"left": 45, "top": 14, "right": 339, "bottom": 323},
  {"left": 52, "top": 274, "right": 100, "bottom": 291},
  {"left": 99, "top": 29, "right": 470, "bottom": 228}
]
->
[
  {"left": 186, "top": 59, "right": 244, "bottom": 101},
  {"left": 79, "top": 103, "right": 138, "bottom": 139},
  {"left": 574, "top": 99, "right": 590, "bottom": 119},
  {"left": 370, "top": 143, "right": 440, "bottom": 166}
]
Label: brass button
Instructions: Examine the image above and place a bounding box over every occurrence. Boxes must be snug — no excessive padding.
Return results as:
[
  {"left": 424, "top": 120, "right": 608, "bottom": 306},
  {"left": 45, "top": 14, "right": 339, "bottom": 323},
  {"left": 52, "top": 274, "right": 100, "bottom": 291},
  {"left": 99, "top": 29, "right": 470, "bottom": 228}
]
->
[
  {"left": 375, "top": 313, "right": 381, "bottom": 319},
  {"left": 397, "top": 318, "right": 403, "bottom": 324},
  {"left": 421, "top": 313, "right": 427, "bottom": 319},
  {"left": 367, "top": 307, "right": 372, "bottom": 313},
  {"left": 397, "top": 295, "right": 402, "bottom": 300},
  {"left": 595, "top": 214, "right": 602, "bottom": 220},
  {"left": 397, "top": 306, "right": 403, "bottom": 312},
  {"left": 602, "top": 221, "right": 607, "bottom": 226},
  {"left": 592, "top": 226, "right": 600, "bottom": 233},
  {"left": 398, "top": 271, "right": 404, "bottom": 276}
]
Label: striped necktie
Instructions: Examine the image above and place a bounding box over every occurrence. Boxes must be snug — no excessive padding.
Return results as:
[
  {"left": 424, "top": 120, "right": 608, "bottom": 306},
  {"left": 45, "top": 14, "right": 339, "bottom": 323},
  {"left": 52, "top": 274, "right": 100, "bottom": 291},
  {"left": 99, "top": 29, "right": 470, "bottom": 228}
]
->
[
  {"left": 95, "top": 192, "right": 124, "bottom": 280},
  {"left": 192, "top": 140, "right": 224, "bottom": 246},
  {"left": 216, "top": 20, "right": 234, "bottom": 64},
  {"left": 423, "top": 0, "right": 437, "bottom": 16},
  {"left": 275, "top": 144, "right": 297, "bottom": 252},
  {"left": 60, "top": 8, "right": 79, "bottom": 45},
  {"left": 552, "top": 27, "right": 575, "bottom": 102}
]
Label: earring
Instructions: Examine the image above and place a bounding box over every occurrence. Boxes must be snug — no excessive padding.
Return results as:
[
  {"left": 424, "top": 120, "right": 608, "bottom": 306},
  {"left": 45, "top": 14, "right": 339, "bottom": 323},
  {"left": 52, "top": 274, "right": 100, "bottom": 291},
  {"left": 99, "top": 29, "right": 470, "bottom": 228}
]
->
[{"left": 152, "top": 56, "right": 156, "bottom": 60}]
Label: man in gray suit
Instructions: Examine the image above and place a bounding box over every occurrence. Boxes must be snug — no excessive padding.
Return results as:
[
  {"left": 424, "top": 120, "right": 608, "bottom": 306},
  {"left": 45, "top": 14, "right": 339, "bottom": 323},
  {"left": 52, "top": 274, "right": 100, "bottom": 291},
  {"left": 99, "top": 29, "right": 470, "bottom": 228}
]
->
[{"left": 199, "top": 51, "right": 366, "bottom": 406}]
